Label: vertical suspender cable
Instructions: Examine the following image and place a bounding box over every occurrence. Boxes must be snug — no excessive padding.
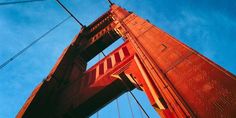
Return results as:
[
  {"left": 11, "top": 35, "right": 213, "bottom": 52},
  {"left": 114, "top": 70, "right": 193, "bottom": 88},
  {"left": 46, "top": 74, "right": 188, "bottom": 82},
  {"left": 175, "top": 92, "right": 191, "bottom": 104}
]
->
[
  {"left": 99, "top": 51, "right": 121, "bottom": 118},
  {"left": 116, "top": 99, "right": 121, "bottom": 118},
  {"left": 96, "top": 112, "right": 99, "bottom": 118},
  {"left": 126, "top": 74, "right": 150, "bottom": 118},
  {"left": 128, "top": 91, "right": 150, "bottom": 118},
  {"left": 119, "top": 73, "right": 150, "bottom": 118},
  {"left": 99, "top": 53, "right": 101, "bottom": 61},
  {"left": 126, "top": 93, "right": 135, "bottom": 118},
  {"left": 101, "top": 51, "right": 106, "bottom": 57},
  {"left": 95, "top": 53, "right": 102, "bottom": 118}
]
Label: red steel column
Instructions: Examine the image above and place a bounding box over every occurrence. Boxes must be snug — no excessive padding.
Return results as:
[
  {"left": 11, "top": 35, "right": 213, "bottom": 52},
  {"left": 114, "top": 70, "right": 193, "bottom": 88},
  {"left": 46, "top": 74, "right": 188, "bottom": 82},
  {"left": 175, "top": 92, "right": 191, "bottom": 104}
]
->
[{"left": 110, "top": 4, "right": 236, "bottom": 118}]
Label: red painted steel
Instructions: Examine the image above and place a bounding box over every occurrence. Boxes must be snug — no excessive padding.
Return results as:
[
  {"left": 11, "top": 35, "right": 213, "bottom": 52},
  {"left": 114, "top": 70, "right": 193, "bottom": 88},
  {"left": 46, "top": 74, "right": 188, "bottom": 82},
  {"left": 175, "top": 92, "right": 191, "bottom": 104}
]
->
[
  {"left": 18, "top": 4, "right": 236, "bottom": 118},
  {"left": 110, "top": 5, "right": 236, "bottom": 118}
]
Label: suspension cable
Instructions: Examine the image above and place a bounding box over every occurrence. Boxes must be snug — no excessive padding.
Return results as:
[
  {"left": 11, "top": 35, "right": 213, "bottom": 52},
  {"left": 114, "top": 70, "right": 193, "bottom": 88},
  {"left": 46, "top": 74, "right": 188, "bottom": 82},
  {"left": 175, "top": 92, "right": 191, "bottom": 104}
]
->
[
  {"left": 96, "top": 111, "right": 99, "bottom": 118},
  {"left": 125, "top": 74, "right": 150, "bottom": 118},
  {"left": 119, "top": 73, "right": 150, "bottom": 118},
  {"left": 138, "top": 99, "right": 144, "bottom": 118},
  {"left": 0, "top": 16, "right": 71, "bottom": 70},
  {"left": 0, "top": 0, "right": 45, "bottom": 6},
  {"left": 55, "top": 0, "right": 84, "bottom": 27},
  {"left": 94, "top": 52, "right": 105, "bottom": 118},
  {"left": 106, "top": 0, "right": 114, "bottom": 5},
  {"left": 116, "top": 99, "right": 121, "bottom": 118},
  {"left": 101, "top": 51, "right": 106, "bottom": 57},
  {"left": 128, "top": 91, "right": 150, "bottom": 118},
  {"left": 126, "top": 93, "right": 135, "bottom": 118},
  {"left": 98, "top": 53, "right": 101, "bottom": 61}
]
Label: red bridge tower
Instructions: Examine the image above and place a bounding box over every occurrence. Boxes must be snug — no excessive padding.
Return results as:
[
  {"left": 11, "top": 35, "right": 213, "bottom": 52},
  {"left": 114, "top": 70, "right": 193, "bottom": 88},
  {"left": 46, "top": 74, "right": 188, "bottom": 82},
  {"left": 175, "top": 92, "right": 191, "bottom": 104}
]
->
[{"left": 17, "top": 4, "right": 236, "bottom": 118}]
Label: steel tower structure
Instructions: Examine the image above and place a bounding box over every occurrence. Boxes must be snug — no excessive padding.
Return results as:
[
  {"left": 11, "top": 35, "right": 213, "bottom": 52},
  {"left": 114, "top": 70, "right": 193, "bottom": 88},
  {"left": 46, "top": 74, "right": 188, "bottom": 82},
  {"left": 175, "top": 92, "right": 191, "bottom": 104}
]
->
[{"left": 17, "top": 4, "right": 236, "bottom": 118}]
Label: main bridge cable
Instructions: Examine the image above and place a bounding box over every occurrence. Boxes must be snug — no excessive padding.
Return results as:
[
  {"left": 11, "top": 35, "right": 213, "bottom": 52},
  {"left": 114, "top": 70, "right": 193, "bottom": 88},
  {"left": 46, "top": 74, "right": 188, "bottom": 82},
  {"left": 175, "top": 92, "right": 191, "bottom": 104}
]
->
[
  {"left": 120, "top": 73, "right": 150, "bottom": 118},
  {"left": 106, "top": 0, "right": 114, "bottom": 5},
  {"left": 0, "top": 16, "right": 71, "bottom": 70},
  {"left": 0, "top": 0, "right": 45, "bottom": 6},
  {"left": 138, "top": 99, "right": 144, "bottom": 118},
  {"left": 55, "top": 0, "right": 85, "bottom": 28},
  {"left": 128, "top": 90, "right": 150, "bottom": 118},
  {"left": 123, "top": 74, "right": 148, "bottom": 118}
]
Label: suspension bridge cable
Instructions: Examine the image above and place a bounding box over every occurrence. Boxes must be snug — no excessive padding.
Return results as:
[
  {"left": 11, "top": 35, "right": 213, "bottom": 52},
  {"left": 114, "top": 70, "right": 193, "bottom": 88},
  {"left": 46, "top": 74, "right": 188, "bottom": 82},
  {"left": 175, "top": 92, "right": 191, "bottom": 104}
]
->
[
  {"left": 101, "top": 51, "right": 106, "bottom": 57},
  {"left": 138, "top": 100, "right": 144, "bottom": 118},
  {"left": 106, "top": 0, "right": 114, "bottom": 5},
  {"left": 116, "top": 99, "right": 121, "bottom": 118},
  {"left": 119, "top": 73, "right": 150, "bottom": 118},
  {"left": 98, "top": 53, "right": 101, "bottom": 61},
  {"left": 96, "top": 112, "right": 99, "bottom": 118},
  {"left": 95, "top": 53, "right": 103, "bottom": 118},
  {"left": 0, "top": 0, "right": 45, "bottom": 6},
  {"left": 126, "top": 93, "right": 135, "bottom": 118},
  {"left": 128, "top": 91, "right": 150, "bottom": 118},
  {"left": 125, "top": 74, "right": 150, "bottom": 118},
  {"left": 55, "top": 0, "right": 85, "bottom": 27},
  {"left": 0, "top": 16, "right": 71, "bottom": 70}
]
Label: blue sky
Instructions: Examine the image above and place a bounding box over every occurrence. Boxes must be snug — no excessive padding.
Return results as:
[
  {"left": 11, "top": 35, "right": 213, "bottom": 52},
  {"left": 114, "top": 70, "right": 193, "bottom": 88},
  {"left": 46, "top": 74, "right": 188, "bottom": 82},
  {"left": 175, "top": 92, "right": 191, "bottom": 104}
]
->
[{"left": 0, "top": 0, "right": 235, "bottom": 117}]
